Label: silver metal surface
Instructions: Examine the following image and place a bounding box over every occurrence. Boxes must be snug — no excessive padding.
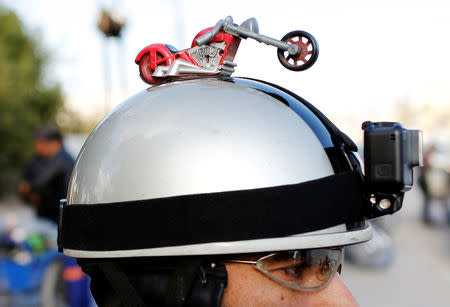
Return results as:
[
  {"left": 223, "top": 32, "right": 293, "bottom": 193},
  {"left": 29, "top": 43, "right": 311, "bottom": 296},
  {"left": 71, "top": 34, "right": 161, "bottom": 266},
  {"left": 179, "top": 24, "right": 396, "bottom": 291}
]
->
[
  {"left": 287, "top": 44, "right": 300, "bottom": 56},
  {"left": 218, "top": 65, "right": 235, "bottom": 73},
  {"left": 222, "top": 61, "right": 237, "bottom": 67},
  {"left": 188, "top": 43, "right": 225, "bottom": 71},
  {"left": 153, "top": 59, "right": 218, "bottom": 77},
  {"left": 239, "top": 18, "right": 259, "bottom": 35},
  {"left": 379, "top": 199, "right": 392, "bottom": 210},
  {"left": 67, "top": 78, "right": 334, "bottom": 204}
]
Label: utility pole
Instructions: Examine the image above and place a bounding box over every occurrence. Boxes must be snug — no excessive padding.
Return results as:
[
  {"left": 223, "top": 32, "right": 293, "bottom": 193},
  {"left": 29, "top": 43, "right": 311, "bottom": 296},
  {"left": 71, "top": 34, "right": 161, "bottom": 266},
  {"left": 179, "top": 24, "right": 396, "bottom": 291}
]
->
[{"left": 97, "top": 9, "right": 126, "bottom": 115}]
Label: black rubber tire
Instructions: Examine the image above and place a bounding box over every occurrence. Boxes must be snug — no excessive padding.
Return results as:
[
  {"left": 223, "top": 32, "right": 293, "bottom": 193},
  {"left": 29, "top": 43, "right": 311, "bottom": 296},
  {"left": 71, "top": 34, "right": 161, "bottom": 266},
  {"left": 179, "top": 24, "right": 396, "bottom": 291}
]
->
[{"left": 277, "top": 30, "right": 319, "bottom": 71}]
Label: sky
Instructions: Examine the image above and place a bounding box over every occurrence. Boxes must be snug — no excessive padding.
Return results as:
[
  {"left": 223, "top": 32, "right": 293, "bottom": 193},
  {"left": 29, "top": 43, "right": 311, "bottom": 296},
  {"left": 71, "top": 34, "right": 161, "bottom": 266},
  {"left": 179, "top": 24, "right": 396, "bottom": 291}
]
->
[{"left": 1, "top": 0, "right": 450, "bottom": 142}]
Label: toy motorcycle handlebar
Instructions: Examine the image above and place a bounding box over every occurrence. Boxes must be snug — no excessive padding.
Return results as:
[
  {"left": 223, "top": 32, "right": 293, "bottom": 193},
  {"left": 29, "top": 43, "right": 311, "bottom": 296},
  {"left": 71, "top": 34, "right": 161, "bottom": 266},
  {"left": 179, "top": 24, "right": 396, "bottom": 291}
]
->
[
  {"left": 225, "top": 21, "right": 300, "bottom": 56},
  {"left": 196, "top": 17, "right": 300, "bottom": 56}
]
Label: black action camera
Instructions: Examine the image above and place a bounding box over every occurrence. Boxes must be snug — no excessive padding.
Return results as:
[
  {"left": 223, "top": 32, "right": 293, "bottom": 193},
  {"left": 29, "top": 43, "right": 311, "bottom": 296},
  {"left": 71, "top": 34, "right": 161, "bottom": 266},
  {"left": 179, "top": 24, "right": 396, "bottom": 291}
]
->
[{"left": 363, "top": 121, "right": 423, "bottom": 194}]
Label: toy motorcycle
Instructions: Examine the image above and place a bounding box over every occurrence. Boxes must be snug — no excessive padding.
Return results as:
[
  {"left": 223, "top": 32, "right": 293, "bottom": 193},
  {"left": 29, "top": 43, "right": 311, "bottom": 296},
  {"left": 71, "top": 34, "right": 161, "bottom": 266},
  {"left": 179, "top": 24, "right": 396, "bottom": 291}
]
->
[{"left": 135, "top": 16, "right": 319, "bottom": 84}]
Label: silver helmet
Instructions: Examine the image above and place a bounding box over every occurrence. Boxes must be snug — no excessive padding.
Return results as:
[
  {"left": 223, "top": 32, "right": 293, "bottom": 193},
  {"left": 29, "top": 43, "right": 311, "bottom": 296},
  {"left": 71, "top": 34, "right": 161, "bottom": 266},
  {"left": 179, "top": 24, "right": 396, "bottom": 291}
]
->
[{"left": 59, "top": 77, "right": 371, "bottom": 258}]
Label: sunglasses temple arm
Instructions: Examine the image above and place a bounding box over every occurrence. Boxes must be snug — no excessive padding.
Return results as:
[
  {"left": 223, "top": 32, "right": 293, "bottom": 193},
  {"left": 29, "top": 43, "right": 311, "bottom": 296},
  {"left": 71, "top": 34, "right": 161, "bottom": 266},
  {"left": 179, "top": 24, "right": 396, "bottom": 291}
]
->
[{"left": 224, "top": 260, "right": 258, "bottom": 265}]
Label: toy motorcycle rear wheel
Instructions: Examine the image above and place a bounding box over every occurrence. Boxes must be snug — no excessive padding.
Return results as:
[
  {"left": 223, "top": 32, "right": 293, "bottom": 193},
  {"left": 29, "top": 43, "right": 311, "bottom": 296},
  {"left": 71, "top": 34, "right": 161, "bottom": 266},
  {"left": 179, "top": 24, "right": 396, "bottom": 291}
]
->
[
  {"left": 139, "top": 52, "right": 164, "bottom": 84},
  {"left": 277, "top": 30, "right": 319, "bottom": 71}
]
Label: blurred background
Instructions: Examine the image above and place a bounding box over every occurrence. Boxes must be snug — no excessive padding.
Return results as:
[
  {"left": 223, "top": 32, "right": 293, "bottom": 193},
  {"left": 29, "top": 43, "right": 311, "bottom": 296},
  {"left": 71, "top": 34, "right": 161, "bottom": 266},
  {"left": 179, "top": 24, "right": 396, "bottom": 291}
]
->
[{"left": 0, "top": 0, "right": 449, "bottom": 306}]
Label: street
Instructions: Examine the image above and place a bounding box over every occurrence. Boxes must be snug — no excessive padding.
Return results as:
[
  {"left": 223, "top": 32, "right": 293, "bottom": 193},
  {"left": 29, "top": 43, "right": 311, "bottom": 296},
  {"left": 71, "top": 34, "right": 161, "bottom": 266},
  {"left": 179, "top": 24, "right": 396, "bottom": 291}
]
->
[{"left": 344, "top": 187, "right": 450, "bottom": 306}]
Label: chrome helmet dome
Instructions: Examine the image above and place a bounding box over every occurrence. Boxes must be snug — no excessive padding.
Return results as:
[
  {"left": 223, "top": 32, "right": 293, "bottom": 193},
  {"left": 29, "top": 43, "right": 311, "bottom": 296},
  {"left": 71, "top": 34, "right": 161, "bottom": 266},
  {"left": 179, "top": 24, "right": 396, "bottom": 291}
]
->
[{"left": 60, "top": 77, "right": 371, "bottom": 258}]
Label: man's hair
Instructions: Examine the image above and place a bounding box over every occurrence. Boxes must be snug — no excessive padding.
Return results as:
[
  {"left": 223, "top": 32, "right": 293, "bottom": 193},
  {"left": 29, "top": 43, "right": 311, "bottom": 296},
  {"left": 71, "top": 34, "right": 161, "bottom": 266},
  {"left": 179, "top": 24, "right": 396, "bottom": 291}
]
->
[{"left": 35, "top": 127, "right": 63, "bottom": 143}]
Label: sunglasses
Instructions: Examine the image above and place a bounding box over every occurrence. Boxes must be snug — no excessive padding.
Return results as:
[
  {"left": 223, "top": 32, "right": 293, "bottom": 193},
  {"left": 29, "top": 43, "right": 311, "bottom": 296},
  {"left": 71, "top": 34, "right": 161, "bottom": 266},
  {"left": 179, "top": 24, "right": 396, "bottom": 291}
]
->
[{"left": 224, "top": 247, "right": 343, "bottom": 291}]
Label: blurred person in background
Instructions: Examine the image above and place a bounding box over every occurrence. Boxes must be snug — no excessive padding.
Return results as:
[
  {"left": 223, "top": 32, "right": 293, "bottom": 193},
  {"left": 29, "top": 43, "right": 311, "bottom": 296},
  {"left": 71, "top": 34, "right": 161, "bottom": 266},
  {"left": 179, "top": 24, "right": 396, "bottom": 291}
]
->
[
  {"left": 18, "top": 128, "right": 75, "bottom": 224},
  {"left": 17, "top": 128, "right": 91, "bottom": 307},
  {"left": 418, "top": 144, "right": 450, "bottom": 226}
]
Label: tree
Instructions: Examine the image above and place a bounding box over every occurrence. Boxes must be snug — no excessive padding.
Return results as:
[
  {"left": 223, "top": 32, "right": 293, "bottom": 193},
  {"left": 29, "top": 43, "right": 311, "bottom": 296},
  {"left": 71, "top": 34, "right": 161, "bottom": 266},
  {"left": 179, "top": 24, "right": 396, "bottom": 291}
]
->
[{"left": 0, "top": 7, "right": 63, "bottom": 196}]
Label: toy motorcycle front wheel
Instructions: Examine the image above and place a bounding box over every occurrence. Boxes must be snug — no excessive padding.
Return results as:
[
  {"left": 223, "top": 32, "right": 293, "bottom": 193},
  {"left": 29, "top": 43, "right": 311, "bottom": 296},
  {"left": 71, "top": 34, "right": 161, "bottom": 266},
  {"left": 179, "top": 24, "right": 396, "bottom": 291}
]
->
[{"left": 277, "top": 30, "right": 319, "bottom": 71}]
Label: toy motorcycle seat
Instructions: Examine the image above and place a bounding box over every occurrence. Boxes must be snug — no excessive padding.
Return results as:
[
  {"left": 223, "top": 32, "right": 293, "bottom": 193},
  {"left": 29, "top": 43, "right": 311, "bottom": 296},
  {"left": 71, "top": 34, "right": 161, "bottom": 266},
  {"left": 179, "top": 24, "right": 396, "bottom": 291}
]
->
[{"left": 166, "top": 44, "right": 178, "bottom": 54}]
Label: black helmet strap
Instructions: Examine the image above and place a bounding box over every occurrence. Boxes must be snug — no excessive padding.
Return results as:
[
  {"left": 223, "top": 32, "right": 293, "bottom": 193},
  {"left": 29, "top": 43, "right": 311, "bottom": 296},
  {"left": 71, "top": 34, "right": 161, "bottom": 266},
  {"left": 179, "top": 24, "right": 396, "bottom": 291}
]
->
[
  {"left": 60, "top": 171, "right": 368, "bottom": 253},
  {"left": 165, "top": 258, "right": 203, "bottom": 306},
  {"left": 98, "top": 262, "right": 146, "bottom": 307}
]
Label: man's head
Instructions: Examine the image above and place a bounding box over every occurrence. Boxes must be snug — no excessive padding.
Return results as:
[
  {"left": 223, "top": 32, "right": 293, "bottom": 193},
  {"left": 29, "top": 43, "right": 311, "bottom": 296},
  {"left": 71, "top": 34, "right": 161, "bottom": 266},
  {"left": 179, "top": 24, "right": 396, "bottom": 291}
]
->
[
  {"left": 77, "top": 248, "right": 357, "bottom": 306},
  {"left": 59, "top": 78, "right": 372, "bottom": 306},
  {"left": 34, "top": 128, "right": 63, "bottom": 159}
]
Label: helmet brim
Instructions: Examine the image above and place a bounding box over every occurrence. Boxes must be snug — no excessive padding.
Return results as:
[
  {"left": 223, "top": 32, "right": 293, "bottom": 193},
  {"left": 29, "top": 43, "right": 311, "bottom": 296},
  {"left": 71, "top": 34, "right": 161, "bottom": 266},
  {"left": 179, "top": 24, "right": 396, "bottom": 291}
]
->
[{"left": 64, "top": 222, "right": 372, "bottom": 258}]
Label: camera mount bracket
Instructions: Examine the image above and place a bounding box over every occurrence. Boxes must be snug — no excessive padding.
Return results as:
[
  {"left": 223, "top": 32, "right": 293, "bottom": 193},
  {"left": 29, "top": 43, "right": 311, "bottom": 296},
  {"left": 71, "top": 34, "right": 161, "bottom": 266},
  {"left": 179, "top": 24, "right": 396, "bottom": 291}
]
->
[{"left": 365, "top": 192, "right": 404, "bottom": 219}]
